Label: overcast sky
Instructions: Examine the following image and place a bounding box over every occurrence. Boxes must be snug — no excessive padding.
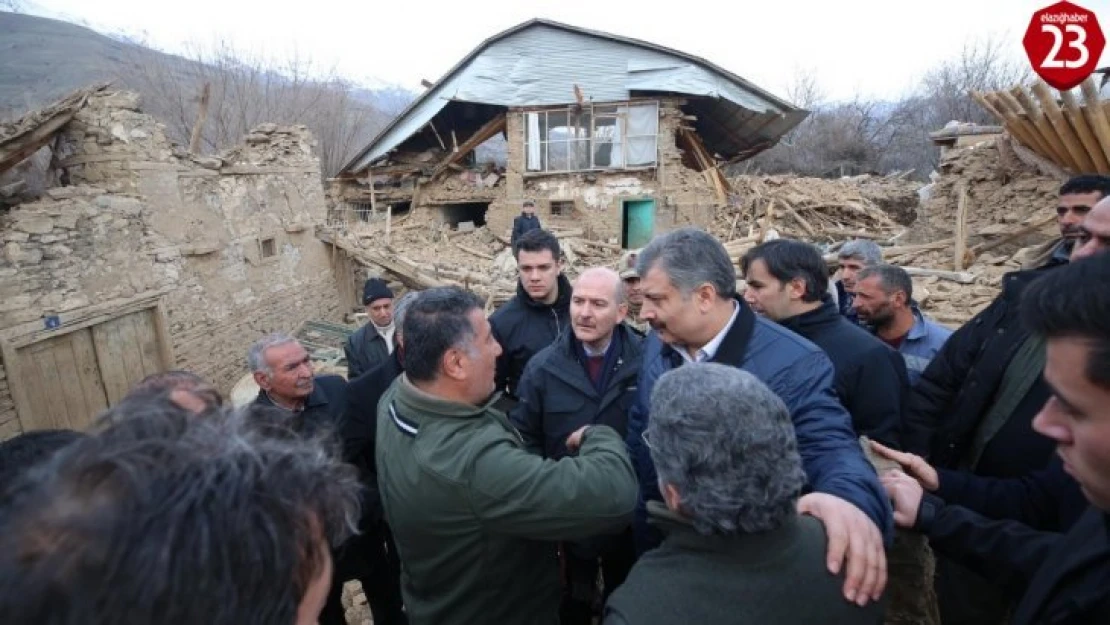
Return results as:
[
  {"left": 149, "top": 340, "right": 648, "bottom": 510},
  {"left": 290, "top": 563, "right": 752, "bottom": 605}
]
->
[{"left": 19, "top": 0, "right": 1110, "bottom": 103}]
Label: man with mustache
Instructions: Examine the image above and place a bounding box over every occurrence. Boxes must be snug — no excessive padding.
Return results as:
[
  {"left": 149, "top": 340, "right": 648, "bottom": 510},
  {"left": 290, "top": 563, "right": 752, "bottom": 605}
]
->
[
  {"left": 899, "top": 174, "right": 1110, "bottom": 624},
  {"left": 248, "top": 333, "right": 351, "bottom": 624},
  {"left": 511, "top": 267, "right": 643, "bottom": 624}
]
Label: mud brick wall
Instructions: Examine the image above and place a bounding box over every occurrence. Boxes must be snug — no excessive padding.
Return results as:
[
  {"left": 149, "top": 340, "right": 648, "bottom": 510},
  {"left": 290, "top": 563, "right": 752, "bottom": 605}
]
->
[
  {"left": 0, "top": 90, "right": 342, "bottom": 438},
  {"left": 483, "top": 97, "right": 718, "bottom": 243}
]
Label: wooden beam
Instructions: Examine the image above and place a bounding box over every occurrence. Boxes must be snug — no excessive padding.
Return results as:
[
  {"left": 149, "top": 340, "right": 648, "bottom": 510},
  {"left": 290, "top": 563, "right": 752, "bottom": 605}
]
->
[
  {"left": 989, "top": 91, "right": 1055, "bottom": 161},
  {"left": 1080, "top": 77, "right": 1110, "bottom": 168},
  {"left": 1059, "top": 88, "right": 1110, "bottom": 173},
  {"left": 901, "top": 267, "right": 977, "bottom": 284},
  {"left": 971, "top": 213, "right": 1057, "bottom": 255},
  {"left": 1010, "top": 86, "right": 1076, "bottom": 168},
  {"left": 1031, "top": 80, "right": 1096, "bottom": 172},
  {"left": 0, "top": 107, "right": 81, "bottom": 174},
  {"left": 978, "top": 91, "right": 1051, "bottom": 159},
  {"left": 431, "top": 114, "right": 507, "bottom": 178},
  {"left": 455, "top": 243, "right": 494, "bottom": 260},
  {"left": 954, "top": 184, "right": 969, "bottom": 271},
  {"left": 427, "top": 121, "right": 447, "bottom": 151},
  {"left": 188, "top": 82, "right": 211, "bottom": 154}
]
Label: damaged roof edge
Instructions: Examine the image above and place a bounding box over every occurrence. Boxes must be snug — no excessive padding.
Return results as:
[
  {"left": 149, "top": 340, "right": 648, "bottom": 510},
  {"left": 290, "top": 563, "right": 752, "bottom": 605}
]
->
[{"left": 339, "top": 18, "right": 806, "bottom": 175}]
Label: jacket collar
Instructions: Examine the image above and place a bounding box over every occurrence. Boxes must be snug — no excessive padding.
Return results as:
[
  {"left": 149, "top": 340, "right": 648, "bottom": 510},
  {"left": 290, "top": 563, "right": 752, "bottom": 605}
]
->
[
  {"left": 778, "top": 297, "right": 839, "bottom": 336},
  {"left": 516, "top": 273, "right": 572, "bottom": 312},
  {"left": 254, "top": 376, "right": 330, "bottom": 412},
  {"left": 660, "top": 296, "right": 757, "bottom": 368},
  {"left": 905, "top": 306, "right": 929, "bottom": 341},
  {"left": 647, "top": 500, "right": 805, "bottom": 561},
  {"left": 393, "top": 374, "right": 501, "bottom": 422}
]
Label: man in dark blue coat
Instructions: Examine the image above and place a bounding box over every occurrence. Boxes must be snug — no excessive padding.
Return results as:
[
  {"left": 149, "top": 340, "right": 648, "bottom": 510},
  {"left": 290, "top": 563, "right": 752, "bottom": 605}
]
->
[{"left": 626, "top": 227, "right": 892, "bottom": 608}]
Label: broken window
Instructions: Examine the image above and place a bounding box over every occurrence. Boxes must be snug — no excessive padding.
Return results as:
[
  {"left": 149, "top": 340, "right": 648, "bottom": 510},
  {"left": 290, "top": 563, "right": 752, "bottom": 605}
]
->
[
  {"left": 525, "top": 101, "right": 658, "bottom": 173},
  {"left": 550, "top": 200, "right": 575, "bottom": 216}
]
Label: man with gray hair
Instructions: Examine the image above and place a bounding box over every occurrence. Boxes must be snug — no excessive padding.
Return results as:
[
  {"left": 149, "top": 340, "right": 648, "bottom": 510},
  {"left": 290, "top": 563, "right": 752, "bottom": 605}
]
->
[
  {"left": 248, "top": 333, "right": 348, "bottom": 440},
  {"left": 852, "top": 264, "right": 952, "bottom": 385},
  {"left": 627, "top": 227, "right": 891, "bottom": 608},
  {"left": 836, "top": 239, "right": 883, "bottom": 326},
  {"left": 248, "top": 333, "right": 351, "bottom": 625},
  {"left": 605, "top": 363, "right": 884, "bottom": 624}
]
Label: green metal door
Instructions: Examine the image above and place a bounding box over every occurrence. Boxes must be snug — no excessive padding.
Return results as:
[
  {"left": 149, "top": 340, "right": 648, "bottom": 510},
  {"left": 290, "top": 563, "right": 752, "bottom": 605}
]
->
[{"left": 623, "top": 199, "right": 655, "bottom": 249}]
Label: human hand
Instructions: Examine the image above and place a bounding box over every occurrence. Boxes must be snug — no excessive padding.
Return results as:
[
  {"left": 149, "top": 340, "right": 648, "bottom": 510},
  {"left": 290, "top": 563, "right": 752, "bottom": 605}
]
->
[
  {"left": 880, "top": 471, "right": 925, "bottom": 529},
  {"left": 797, "top": 492, "right": 886, "bottom": 607},
  {"left": 565, "top": 426, "right": 591, "bottom": 453},
  {"left": 869, "top": 440, "right": 939, "bottom": 491}
]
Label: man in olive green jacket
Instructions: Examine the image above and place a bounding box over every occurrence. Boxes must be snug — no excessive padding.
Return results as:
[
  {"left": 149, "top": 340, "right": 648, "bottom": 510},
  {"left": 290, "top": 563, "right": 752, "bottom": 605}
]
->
[{"left": 376, "top": 287, "right": 638, "bottom": 625}]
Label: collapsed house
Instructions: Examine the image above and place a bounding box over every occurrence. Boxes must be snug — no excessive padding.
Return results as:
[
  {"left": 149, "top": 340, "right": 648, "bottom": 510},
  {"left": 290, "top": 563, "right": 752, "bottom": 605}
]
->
[
  {"left": 329, "top": 19, "right": 807, "bottom": 248},
  {"left": 0, "top": 85, "right": 344, "bottom": 439}
]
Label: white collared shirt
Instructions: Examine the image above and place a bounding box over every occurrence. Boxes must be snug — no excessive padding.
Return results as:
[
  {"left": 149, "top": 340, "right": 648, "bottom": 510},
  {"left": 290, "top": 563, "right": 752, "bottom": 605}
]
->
[
  {"left": 677, "top": 300, "right": 740, "bottom": 363},
  {"left": 582, "top": 338, "right": 612, "bottom": 358}
]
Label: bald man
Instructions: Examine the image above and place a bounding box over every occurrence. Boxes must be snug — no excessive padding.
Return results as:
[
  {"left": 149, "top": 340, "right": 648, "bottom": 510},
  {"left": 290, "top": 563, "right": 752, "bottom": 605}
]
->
[{"left": 510, "top": 267, "right": 643, "bottom": 625}]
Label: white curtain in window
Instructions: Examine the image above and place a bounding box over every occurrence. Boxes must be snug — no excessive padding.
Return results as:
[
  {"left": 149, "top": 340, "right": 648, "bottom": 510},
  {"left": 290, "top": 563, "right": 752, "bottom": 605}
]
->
[
  {"left": 526, "top": 113, "right": 542, "bottom": 171},
  {"left": 609, "top": 112, "right": 624, "bottom": 167},
  {"left": 624, "top": 104, "right": 658, "bottom": 166}
]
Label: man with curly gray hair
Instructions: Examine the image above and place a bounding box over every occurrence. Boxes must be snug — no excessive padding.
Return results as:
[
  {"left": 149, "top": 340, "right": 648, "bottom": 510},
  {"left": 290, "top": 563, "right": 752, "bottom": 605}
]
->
[{"left": 605, "top": 362, "right": 884, "bottom": 625}]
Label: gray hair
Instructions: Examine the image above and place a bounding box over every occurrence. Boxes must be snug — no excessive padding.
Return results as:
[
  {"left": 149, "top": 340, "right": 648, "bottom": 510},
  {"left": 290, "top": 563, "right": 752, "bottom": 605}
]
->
[
  {"left": 392, "top": 291, "right": 420, "bottom": 338},
  {"left": 247, "top": 333, "right": 298, "bottom": 375},
  {"left": 0, "top": 397, "right": 361, "bottom": 625},
  {"left": 857, "top": 264, "right": 913, "bottom": 301},
  {"left": 837, "top": 239, "right": 883, "bottom": 265},
  {"left": 635, "top": 227, "right": 736, "bottom": 299},
  {"left": 647, "top": 363, "right": 805, "bottom": 535}
]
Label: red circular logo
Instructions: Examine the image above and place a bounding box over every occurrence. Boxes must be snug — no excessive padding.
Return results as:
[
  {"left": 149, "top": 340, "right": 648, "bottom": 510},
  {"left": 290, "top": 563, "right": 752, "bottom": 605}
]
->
[{"left": 1023, "top": 1, "right": 1105, "bottom": 90}]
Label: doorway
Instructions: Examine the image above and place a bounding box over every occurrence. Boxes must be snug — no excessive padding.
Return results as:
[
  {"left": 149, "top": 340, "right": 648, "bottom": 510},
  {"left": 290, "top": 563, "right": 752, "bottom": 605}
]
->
[
  {"left": 438, "top": 202, "right": 489, "bottom": 229},
  {"left": 5, "top": 305, "right": 171, "bottom": 433},
  {"left": 622, "top": 199, "right": 656, "bottom": 249}
]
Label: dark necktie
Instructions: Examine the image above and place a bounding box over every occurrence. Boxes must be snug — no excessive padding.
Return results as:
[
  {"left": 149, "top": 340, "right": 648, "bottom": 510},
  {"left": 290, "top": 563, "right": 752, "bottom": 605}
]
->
[{"left": 585, "top": 354, "right": 605, "bottom": 386}]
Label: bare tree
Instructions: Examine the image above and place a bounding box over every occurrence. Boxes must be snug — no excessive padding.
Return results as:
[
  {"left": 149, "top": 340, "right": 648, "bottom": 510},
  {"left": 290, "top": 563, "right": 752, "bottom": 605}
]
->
[
  {"left": 115, "top": 38, "right": 397, "bottom": 176},
  {"left": 741, "top": 35, "right": 1032, "bottom": 180}
]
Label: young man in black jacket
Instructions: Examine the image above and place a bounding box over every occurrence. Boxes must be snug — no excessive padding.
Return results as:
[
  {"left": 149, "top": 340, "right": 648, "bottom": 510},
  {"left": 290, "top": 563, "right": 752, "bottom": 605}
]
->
[
  {"left": 881, "top": 252, "right": 1110, "bottom": 625},
  {"left": 741, "top": 239, "right": 907, "bottom": 448},
  {"left": 490, "top": 228, "right": 571, "bottom": 404},
  {"left": 510, "top": 200, "right": 542, "bottom": 250},
  {"left": 511, "top": 267, "right": 643, "bottom": 625}
]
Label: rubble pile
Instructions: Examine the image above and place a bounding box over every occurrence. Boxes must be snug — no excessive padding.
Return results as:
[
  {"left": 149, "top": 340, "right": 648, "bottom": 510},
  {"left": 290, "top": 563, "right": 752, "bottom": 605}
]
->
[
  {"left": 716, "top": 174, "right": 905, "bottom": 245},
  {"left": 328, "top": 134, "right": 1063, "bottom": 327}
]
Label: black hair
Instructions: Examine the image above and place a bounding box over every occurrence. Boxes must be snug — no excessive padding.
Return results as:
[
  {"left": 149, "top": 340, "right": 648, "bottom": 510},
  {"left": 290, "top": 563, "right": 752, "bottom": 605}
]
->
[
  {"left": 513, "top": 228, "right": 560, "bottom": 260},
  {"left": 856, "top": 264, "right": 914, "bottom": 302},
  {"left": 740, "top": 239, "right": 828, "bottom": 303},
  {"left": 1059, "top": 174, "right": 1110, "bottom": 198},
  {"left": 402, "top": 287, "right": 485, "bottom": 383}
]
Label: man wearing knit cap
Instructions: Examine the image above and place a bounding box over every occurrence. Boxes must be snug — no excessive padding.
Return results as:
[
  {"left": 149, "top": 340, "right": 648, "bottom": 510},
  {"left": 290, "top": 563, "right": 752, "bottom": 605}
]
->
[{"left": 345, "top": 278, "right": 396, "bottom": 379}]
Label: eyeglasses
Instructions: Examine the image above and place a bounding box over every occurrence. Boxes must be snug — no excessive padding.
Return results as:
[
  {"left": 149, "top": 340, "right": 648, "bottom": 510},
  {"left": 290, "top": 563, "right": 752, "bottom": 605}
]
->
[{"left": 641, "top": 428, "right": 656, "bottom": 451}]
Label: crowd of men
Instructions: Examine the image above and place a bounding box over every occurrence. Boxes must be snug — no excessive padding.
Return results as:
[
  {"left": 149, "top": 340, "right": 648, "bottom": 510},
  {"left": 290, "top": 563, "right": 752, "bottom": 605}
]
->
[{"left": 0, "top": 176, "right": 1108, "bottom": 625}]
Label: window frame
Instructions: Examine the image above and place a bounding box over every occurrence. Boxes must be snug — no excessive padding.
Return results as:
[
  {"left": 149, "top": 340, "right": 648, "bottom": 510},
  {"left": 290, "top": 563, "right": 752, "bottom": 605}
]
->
[{"left": 523, "top": 100, "right": 659, "bottom": 174}]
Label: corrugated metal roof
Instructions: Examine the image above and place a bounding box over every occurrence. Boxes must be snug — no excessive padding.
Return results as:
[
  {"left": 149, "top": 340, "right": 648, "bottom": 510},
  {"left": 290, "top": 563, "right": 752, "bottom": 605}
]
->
[{"left": 340, "top": 19, "right": 808, "bottom": 173}]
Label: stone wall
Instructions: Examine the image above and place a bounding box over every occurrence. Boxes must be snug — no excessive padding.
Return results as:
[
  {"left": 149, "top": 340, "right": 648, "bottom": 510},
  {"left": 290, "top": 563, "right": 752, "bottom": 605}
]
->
[{"left": 0, "top": 90, "right": 342, "bottom": 438}]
